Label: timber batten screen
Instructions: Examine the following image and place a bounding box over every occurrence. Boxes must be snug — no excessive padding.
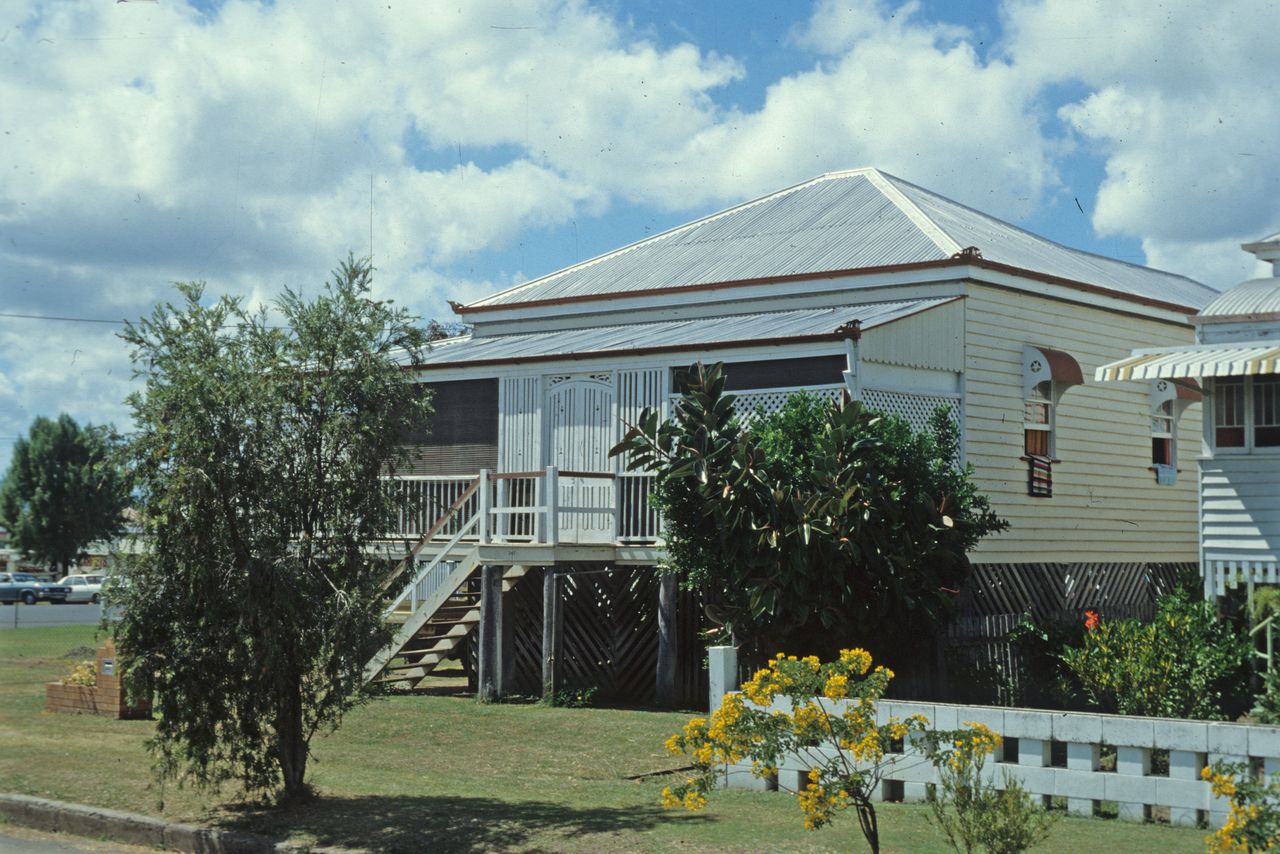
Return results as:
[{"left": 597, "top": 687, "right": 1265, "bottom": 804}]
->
[{"left": 402, "top": 379, "right": 499, "bottom": 476}]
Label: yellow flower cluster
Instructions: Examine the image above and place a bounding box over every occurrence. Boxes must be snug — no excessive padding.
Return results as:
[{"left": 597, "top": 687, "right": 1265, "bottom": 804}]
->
[
  {"left": 793, "top": 701, "right": 830, "bottom": 738},
  {"left": 797, "top": 768, "right": 849, "bottom": 831},
  {"left": 660, "top": 779, "right": 707, "bottom": 812},
  {"left": 1200, "top": 766, "right": 1278, "bottom": 852},
  {"left": 839, "top": 647, "right": 872, "bottom": 675},
  {"left": 822, "top": 673, "right": 849, "bottom": 700},
  {"left": 957, "top": 721, "right": 1002, "bottom": 755}
]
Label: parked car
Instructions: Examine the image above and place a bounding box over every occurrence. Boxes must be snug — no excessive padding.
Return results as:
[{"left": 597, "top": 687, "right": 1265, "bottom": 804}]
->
[
  {"left": 57, "top": 574, "right": 104, "bottom": 604},
  {"left": 0, "top": 572, "right": 69, "bottom": 604}
]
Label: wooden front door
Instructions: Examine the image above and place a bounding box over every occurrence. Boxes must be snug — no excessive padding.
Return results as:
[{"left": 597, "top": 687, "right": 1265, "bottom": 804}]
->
[{"left": 546, "top": 374, "right": 614, "bottom": 544}]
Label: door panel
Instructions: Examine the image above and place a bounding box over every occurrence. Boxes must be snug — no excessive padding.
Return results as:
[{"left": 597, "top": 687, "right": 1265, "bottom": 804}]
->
[{"left": 546, "top": 374, "right": 614, "bottom": 544}]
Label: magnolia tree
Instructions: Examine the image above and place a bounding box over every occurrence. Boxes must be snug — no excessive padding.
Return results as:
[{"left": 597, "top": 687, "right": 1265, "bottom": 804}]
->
[
  {"left": 611, "top": 363, "right": 1006, "bottom": 664},
  {"left": 113, "top": 257, "right": 432, "bottom": 803}
]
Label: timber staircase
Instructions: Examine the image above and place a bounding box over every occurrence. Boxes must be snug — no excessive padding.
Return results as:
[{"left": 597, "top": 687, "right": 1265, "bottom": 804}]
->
[{"left": 364, "top": 475, "right": 529, "bottom": 688}]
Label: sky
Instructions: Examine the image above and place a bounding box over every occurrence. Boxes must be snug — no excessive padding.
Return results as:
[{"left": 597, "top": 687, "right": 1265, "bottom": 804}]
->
[{"left": 1, "top": 0, "right": 1278, "bottom": 470}]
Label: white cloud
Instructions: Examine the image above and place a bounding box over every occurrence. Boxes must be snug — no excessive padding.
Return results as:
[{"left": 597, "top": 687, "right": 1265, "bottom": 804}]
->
[
  {"left": 1003, "top": 0, "right": 1280, "bottom": 285},
  {"left": 3, "top": 0, "right": 1280, "bottom": 468}
]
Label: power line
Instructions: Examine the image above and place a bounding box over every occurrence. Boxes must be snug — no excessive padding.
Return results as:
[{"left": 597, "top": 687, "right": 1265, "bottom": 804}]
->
[{"left": 0, "top": 311, "right": 128, "bottom": 325}]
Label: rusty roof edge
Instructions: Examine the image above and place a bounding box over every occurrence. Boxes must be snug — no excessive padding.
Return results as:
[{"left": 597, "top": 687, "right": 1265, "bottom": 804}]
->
[{"left": 451, "top": 257, "right": 1204, "bottom": 318}]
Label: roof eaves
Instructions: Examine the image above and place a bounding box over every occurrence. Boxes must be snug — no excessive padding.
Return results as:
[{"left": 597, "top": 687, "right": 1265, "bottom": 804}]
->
[{"left": 418, "top": 295, "right": 961, "bottom": 371}]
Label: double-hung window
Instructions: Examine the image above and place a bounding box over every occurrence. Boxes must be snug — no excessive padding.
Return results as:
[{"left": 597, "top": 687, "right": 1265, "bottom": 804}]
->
[
  {"left": 1151, "top": 399, "right": 1175, "bottom": 466},
  {"left": 1211, "top": 374, "right": 1280, "bottom": 451},
  {"left": 1023, "top": 393, "right": 1053, "bottom": 457}
]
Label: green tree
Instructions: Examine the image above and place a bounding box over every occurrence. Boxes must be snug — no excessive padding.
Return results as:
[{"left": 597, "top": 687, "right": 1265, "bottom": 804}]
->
[
  {"left": 113, "top": 256, "right": 432, "bottom": 803},
  {"left": 612, "top": 363, "right": 1006, "bottom": 665},
  {"left": 0, "top": 414, "right": 128, "bottom": 574}
]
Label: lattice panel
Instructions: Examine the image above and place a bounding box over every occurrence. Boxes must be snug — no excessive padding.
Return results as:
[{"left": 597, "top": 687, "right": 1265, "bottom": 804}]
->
[
  {"left": 861, "top": 388, "right": 959, "bottom": 434},
  {"left": 670, "top": 384, "right": 844, "bottom": 422},
  {"left": 507, "top": 565, "right": 709, "bottom": 706},
  {"left": 962, "top": 562, "right": 1190, "bottom": 623}
]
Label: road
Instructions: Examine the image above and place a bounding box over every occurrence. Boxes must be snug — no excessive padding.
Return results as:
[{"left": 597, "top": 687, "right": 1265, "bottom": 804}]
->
[
  {"left": 0, "top": 826, "right": 157, "bottom": 853},
  {"left": 0, "top": 602, "right": 104, "bottom": 629}
]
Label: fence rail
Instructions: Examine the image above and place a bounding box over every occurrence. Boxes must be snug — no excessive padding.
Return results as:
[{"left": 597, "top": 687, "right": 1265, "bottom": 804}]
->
[{"left": 709, "top": 645, "right": 1279, "bottom": 829}]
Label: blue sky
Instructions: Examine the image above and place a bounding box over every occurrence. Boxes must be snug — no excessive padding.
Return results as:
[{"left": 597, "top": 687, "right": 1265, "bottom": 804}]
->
[{"left": 1, "top": 0, "right": 1277, "bottom": 468}]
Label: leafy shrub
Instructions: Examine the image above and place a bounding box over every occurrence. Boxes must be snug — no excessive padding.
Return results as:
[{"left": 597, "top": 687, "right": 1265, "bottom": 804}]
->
[
  {"left": 1251, "top": 668, "right": 1280, "bottom": 725},
  {"left": 924, "top": 724, "right": 1056, "bottom": 854},
  {"left": 1058, "top": 589, "right": 1250, "bottom": 720},
  {"left": 614, "top": 368, "right": 1005, "bottom": 668}
]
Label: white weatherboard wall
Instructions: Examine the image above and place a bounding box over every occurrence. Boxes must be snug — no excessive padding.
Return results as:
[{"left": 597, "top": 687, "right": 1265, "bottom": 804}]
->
[
  {"left": 1202, "top": 456, "right": 1280, "bottom": 594},
  {"left": 708, "top": 648, "right": 1276, "bottom": 828},
  {"left": 963, "top": 284, "right": 1201, "bottom": 564}
]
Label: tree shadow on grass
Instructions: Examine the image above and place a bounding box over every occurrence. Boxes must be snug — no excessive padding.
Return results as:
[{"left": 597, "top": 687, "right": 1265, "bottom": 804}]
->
[{"left": 221, "top": 793, "right": 711, "bottom": 853}]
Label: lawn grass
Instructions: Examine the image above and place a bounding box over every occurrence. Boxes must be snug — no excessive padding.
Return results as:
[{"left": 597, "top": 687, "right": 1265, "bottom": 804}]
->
[{"left": 0, "top": 626, "right": 1210, "bottom": 853}]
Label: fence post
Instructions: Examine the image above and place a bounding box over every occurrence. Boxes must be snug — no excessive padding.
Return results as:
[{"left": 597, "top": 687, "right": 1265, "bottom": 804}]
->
[
  {"left": 478, "top": 469, "right": 491, "bottom": 544},
  {"left": 707, "top": 645, "right": 738, "bottom": 711},
  {"left": 545, "top": 466, "right": 559, "bottom": 547}
]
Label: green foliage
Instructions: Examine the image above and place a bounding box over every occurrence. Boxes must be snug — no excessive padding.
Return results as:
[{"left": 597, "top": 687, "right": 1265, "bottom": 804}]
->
[
  {"left": 112, "top": 256, "right": 432, "bottom": 802},
  {"left": 923, "top": 724, "right": 1055, "bottom": 854},
  {"left": 1057, "top": 589, "right": 1251, "bottom": 720},
  {"left": 0, "top": 414, "right": 129, "bottom": 572},
  {"left": 1251, "top": 668, "right": 1280, "bottom": 725},
  {"left": 611, "top": 365, "right": 1006, "bottom": 661}
]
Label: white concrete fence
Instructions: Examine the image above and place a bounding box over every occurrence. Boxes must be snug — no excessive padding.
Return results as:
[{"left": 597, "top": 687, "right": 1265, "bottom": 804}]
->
[{"left": 708, "top": 646, "right": 1280, "bottom": 828}]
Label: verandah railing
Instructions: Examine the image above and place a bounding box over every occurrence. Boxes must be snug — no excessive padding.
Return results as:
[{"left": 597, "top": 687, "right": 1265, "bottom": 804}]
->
[{"left": 383, "top": 468, "right": 663, "bottom": 546}]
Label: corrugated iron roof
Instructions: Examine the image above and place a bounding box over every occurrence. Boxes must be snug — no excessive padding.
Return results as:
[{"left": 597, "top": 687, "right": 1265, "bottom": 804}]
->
[
  {"left": 415, "top": 296, "right": 956, "bottom": 368},
  {"left": 1199, "top": 278, "right": 1280, "bottom": 319},
  {"left": 466, "top": 168, "right": 1218, "bottom": 311}
]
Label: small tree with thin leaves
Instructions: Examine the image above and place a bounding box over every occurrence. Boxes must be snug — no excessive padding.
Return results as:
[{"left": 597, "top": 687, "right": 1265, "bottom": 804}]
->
[{"left": 114, "top": 256, "right": 431, "bottom": 803}]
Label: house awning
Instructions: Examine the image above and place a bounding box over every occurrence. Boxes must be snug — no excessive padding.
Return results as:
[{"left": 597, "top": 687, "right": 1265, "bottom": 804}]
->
[{"left": 1095, "top": 343, "right": 1280, "bottom": 381}]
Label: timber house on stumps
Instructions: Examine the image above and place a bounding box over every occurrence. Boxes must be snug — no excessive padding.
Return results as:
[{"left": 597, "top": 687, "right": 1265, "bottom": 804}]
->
[{"left": 363, "top": 168, "right": 1221, "bottom": 706}]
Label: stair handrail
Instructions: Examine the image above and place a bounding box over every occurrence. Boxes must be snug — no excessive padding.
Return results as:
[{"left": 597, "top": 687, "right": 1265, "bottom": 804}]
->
[
  {"left": 384, "top": 512, "right": 479, "bottom": 618},
  {"left": 380, "top": 474, "right": 482, "bottom": 594},
  {"left": 1252, "top": 613, "right": 1276, "bottom": 673}
]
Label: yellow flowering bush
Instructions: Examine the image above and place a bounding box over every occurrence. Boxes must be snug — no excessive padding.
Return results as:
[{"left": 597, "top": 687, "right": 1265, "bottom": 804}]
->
[
  {"left": 1202, "top": 762, "right": 1280, "bottom": 852},
  {"left": 923, "top": 722, "right": 1055, "bottom": 854},
  {"left": 660, "top": 649, "right": 927, "bottom": 854},
  {"left": 60, "top": 660, "right": 97, "bottom": 687}
]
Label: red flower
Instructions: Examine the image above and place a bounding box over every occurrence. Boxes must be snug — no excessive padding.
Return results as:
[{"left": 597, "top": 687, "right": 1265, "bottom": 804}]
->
[{"left": 1084, "top": 610, "right": 1100, "bottom": 631}]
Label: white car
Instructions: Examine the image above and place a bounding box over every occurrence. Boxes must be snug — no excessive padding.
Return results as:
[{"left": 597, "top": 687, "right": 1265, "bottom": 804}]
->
[{"left": 57, "top": 574, "right": 105, "bottom": 604}]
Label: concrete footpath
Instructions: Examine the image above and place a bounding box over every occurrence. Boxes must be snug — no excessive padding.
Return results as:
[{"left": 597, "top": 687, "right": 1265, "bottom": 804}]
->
[{"left": 0, "top": 794, "right": 352, "bottom": 854}]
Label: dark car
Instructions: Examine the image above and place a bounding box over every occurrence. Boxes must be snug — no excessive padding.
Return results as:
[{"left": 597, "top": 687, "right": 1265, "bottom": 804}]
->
[{"left": 0, "top": 572, "right": 69, "bottom": 604}]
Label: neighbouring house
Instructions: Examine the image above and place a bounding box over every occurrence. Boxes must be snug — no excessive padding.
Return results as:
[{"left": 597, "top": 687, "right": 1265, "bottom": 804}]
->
[
  {"left": 369, "top": 168, "right": 1221, "bottom": 703},
  {"left": 1098, "top": 232, "right": 1280, "bottom": 601}
]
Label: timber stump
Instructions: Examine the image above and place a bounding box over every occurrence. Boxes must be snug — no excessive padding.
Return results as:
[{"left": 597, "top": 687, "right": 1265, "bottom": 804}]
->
[{"left": 44, "top": 638, "right": 149, "bottom": 719}]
